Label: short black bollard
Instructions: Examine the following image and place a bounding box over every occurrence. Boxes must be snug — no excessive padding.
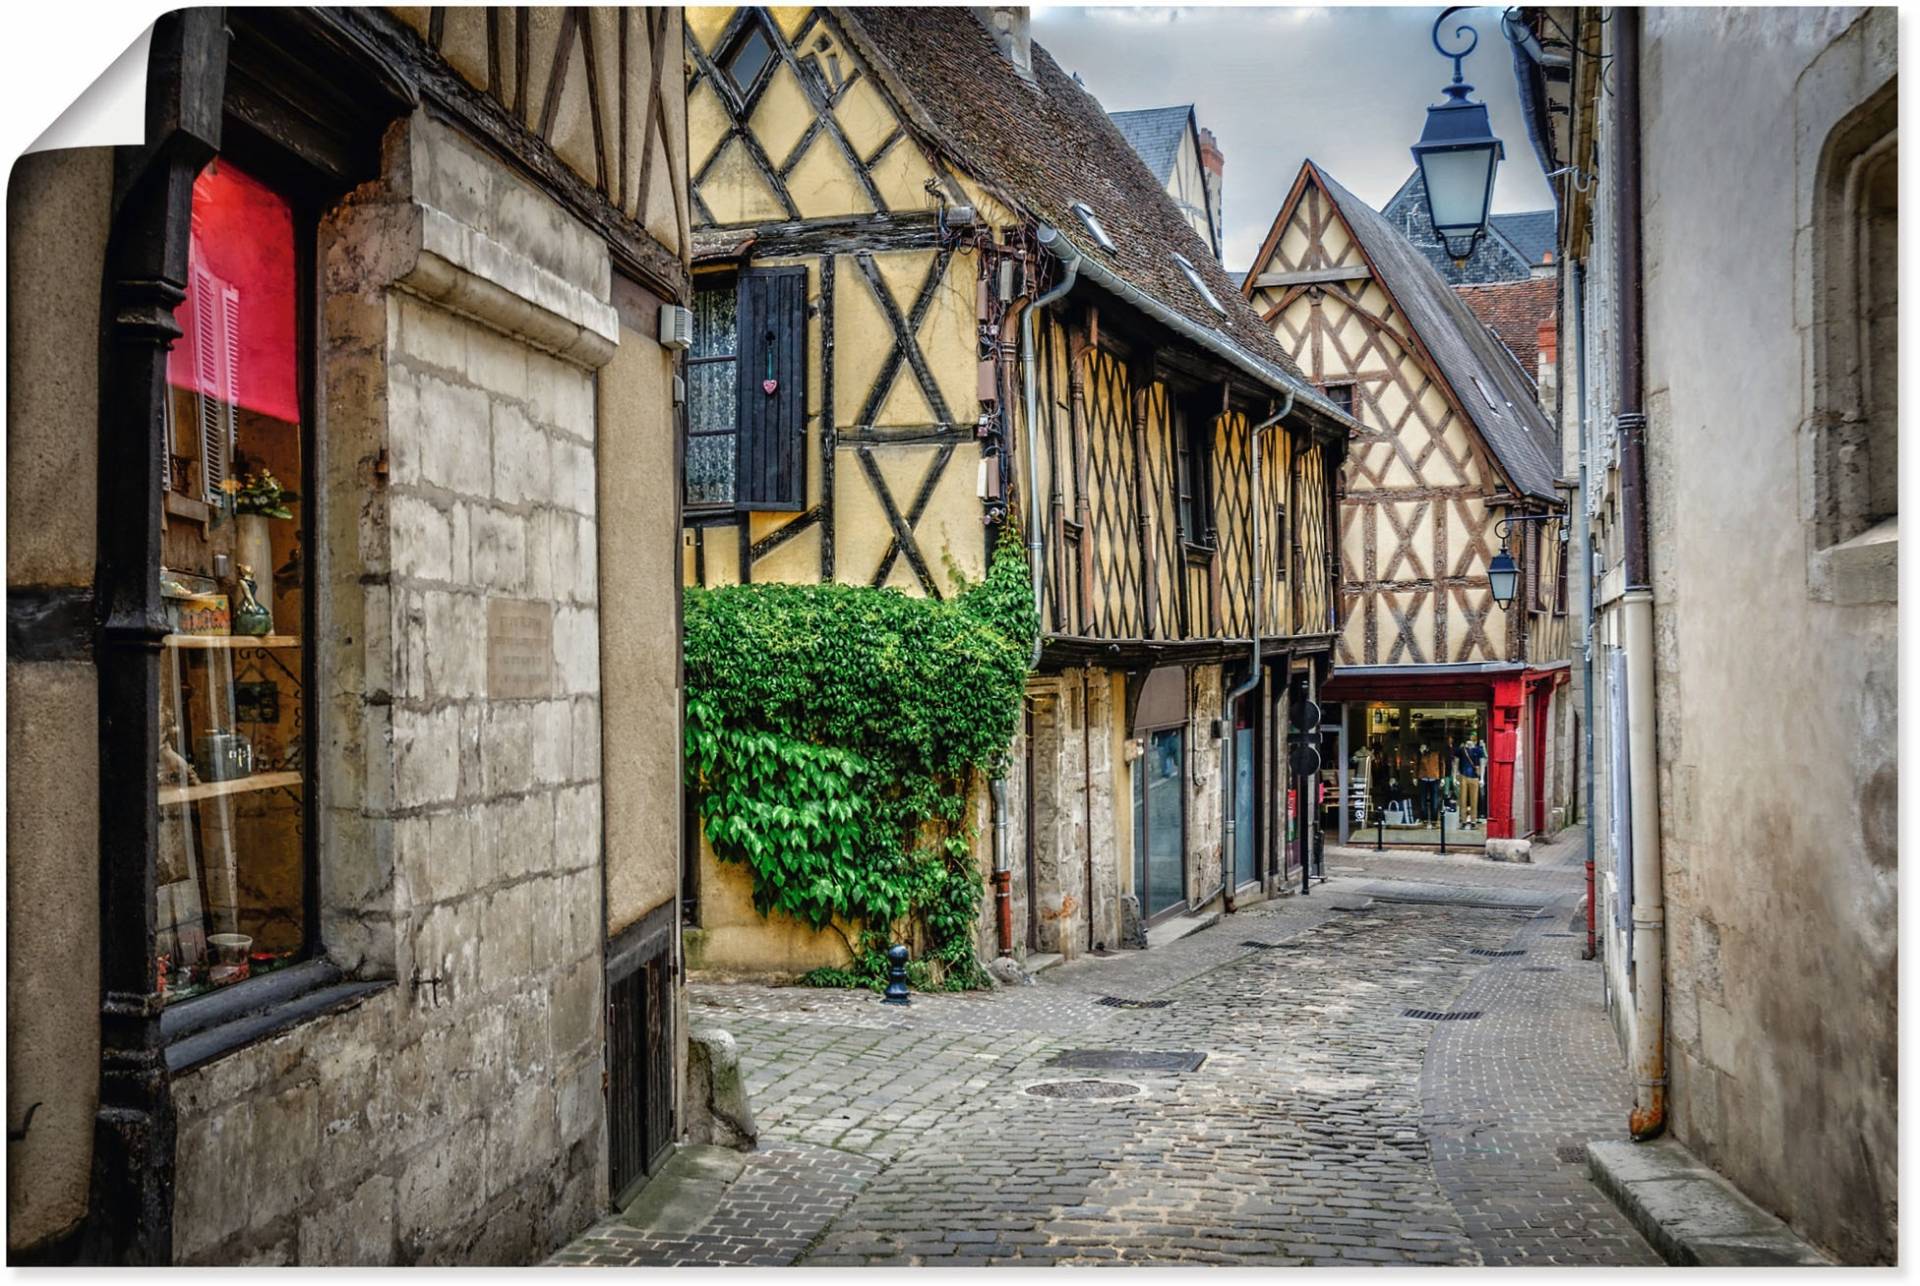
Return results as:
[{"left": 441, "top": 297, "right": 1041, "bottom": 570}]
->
[
  {"left": 1375, "top": 807, "right": 1385, "bottom": 852},
  {"left": 882, "top": 944, "right": 911, "bottom": 1005},
  {"left": 1439, "top": 805, "right": 1448, "bottom": 855}
]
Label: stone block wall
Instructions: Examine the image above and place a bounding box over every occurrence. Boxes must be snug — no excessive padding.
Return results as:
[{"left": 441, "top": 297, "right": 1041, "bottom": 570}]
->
[{"left": 169, "top": 111, "right": 619, "bottom": 1265}]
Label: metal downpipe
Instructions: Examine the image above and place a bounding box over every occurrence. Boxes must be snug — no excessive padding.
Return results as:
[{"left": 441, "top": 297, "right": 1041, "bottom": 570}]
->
[
  {"left": 1221, "top": 394, "right": 1293, "bottom": 913},
  {"left": 1573, "top": 260, "right": 1598, "bottom": 964},
  {"left": 1614, "top": 8, "right": 1667, "bottom": 1142}
]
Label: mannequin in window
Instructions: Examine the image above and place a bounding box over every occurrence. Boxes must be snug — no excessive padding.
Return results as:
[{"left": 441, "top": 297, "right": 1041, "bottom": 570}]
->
[
  {"left": 1456, "top": 734, "right": 1486, "bottom": 827},
  {"left": 1417, "top": 741, "right": 1442, "bottom": 823}
]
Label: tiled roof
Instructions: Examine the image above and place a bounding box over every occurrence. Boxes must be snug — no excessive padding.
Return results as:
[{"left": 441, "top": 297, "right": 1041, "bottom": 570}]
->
[
  {"left": 1454, "top": 276, "right": 1556, "bottom": 381},
  {"left": 1314, "top": 165, "right": 1561, "bottom": 501},
  {"left": 1491, "top": 211, "right": 1556, "bottom": 268},
  {"left": 841, "top": 9, "right": 1326, "bottom": 407},
  {"left": 1108, "top": 105, "right": 1194, "bottom": 184}
]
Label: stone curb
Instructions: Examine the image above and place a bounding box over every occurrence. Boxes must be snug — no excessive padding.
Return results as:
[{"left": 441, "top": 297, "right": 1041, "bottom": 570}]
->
[{"left": 1587, "top": 1140, "right": 1834, "bottom": 1266}]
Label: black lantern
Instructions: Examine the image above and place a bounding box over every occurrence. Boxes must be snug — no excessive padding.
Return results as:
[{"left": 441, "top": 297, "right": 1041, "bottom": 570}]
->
[
  {"left": 1411, "top": 7, "right": 1505, "bottom": 262},
  {"left": 1487, "top": 546, "right": 1520, "bottom": 607}
]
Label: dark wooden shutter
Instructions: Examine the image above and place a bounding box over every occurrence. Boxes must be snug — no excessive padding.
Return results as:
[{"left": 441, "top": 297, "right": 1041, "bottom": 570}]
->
[{"left": 734, "top": 266, "right": 808, "bottom": 511}]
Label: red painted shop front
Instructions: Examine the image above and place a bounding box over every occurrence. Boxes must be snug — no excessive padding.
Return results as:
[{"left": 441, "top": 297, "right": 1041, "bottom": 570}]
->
[{"left": 1322, "top": 665, "right": 1566, "bottom": 843}]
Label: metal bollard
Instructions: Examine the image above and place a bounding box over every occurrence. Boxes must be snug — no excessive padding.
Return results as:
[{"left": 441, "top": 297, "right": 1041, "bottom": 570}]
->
[
  {"left": 882, "top": 944, "right": 911, "bottom": 1005},
  {"left": 1375, "top": 807, "right": 1385, "bottom": 852},
  {"left": 1439, "top": 805, "right": 1448, "bottom": 855}
]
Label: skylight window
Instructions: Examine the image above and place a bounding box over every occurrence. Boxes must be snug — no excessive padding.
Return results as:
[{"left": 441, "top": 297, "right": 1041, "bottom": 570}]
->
[
  {"left": 1069, "top": 201, "right": 1116, "bottom": 253},
  {"left": 1172, "top": 253, "right": 1225, "bottom": 314}
]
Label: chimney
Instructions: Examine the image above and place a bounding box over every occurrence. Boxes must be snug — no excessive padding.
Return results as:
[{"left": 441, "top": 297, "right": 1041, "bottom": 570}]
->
[
  {"left": 1197, "top": 125, "right": 1225, "bottom": 259},
  {"left": 976, "top": 8, "right": 1033, "bottom": 81}
]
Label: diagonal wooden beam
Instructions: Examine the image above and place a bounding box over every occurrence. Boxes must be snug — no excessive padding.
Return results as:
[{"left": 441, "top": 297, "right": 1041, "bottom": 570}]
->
[
  {"left": 852, "top": 250, "right": 954, "bottom": 427},
  {"left": 857, "top": 445, "right": 952, "bottom": 598}
]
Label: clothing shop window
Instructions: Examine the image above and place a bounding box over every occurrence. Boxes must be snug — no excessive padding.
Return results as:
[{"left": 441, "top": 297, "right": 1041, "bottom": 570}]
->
[
  {"left": 684, "top": 267, "right": 807, "bottom": 513},
  {"left": 155, "top": 158, "right": 311, "bottom": 1006},
  {"left": 1343, "top": 700, "right": 1489, "bottom": 843}
]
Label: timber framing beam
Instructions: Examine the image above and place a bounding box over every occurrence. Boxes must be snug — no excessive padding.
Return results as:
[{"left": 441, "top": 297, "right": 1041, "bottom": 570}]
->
[{"left": 1250, "top": 264, "right": 1372, "bottom": 289}]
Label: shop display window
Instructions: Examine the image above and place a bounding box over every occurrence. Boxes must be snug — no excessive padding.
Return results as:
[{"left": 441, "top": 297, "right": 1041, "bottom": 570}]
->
[
  {"left": 1344, "top": 700, "right": 1489, "bottom": 843},
  {"left": 154, "top": 159, "right": 309, "bottom": 1005}
]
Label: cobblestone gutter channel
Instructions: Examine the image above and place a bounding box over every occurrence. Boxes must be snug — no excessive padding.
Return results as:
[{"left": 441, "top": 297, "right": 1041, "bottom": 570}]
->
[{"left": 555, "top": 832, "right": 1657, "bottom": 1266}]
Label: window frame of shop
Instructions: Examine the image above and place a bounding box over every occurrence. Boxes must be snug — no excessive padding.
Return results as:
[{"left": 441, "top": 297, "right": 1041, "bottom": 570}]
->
[{"left": 87, "top": 9, "right": 409, "bottom": 1262}]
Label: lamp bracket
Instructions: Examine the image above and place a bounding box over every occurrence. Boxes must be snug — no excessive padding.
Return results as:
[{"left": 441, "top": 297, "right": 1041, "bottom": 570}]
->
[{"left": 1433, "top": 6, "right": 1481, "bottom": 89}]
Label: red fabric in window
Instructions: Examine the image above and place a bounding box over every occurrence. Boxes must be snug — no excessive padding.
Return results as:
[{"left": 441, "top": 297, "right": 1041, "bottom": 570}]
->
[{"left": 165, "top": 160, "right": 300, "bottom": 424}]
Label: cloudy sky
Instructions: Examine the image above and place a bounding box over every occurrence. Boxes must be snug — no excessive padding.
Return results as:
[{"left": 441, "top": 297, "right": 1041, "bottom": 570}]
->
[{"left": 1031, "top": 5, "right": 1554, "bottom": 271}]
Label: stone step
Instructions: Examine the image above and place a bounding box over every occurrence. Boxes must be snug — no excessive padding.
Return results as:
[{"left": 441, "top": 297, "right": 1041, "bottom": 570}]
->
[{"left": 1587, "top": 1139, "right": 1833, "bottom": 1266}]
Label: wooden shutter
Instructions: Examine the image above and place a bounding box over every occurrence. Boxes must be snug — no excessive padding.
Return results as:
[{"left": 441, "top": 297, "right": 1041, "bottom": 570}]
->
[{"left": 733, "top": 267, "right": 808, "bottom": 512}]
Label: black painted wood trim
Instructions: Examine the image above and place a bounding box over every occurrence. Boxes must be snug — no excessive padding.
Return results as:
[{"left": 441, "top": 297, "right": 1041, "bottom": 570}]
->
[
  {"left": 607, "top": 898, "right": 677, "bottom": 983},
  {"left": 8, "top": 586, "right": 96, "bottom": 662}
]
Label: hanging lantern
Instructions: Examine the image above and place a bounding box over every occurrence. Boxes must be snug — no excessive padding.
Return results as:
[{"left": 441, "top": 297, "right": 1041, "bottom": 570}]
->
[
  {"left": 1487, "top": 546, "right": 1520, "bottom": 607},
  {"left": 1411, "top": 7, "right": 1505, "bottom": 262}
]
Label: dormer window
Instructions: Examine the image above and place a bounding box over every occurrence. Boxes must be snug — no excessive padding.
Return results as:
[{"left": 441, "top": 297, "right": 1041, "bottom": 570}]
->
[
  {"left": 1172, "top": 252, "right": 1225, "bottom": 314},
  {"left": 1069, "top": 201, "right": 1116, "bottom": 253}
]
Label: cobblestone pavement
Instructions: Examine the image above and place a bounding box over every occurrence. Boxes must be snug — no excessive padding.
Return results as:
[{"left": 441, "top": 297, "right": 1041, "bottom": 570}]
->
[{"left": 555, "top": 827, "right": 1656, "bottom": 1266}]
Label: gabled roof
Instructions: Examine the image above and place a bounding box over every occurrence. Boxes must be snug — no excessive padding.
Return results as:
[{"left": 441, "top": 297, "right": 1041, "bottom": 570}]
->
[
  {"left": 838, "top": 9, "right": 1346, "bottom": 425},
  {"left": 1251, "top": 160, "right": 1561, "bottom": 502},
  {"left": 1108, "top": 105, "right": 1195, "bottom": 184}
]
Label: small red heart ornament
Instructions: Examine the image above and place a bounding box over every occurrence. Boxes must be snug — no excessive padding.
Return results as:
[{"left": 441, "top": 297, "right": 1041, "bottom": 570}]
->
[{"left": 762, "top": 379, "right": 779, "bottom": 395}]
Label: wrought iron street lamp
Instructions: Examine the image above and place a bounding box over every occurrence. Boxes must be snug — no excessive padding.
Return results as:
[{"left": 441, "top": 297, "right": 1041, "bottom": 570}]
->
[
  {"left": 1488, "top": 512, "right": 1560, "bottom": 608},
  {"left": 1412, "top": 7, "right": 1506, "bottom": 262}
]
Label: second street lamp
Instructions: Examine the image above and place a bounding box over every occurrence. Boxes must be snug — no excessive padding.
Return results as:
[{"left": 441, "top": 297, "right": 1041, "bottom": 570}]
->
[{"left": 1412, "top": 6, "right": 1505, "bottom": 262}]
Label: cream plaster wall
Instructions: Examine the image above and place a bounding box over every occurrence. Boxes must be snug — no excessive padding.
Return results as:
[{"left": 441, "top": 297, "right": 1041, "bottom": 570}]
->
[{"left": 4, "top": 145, "right": 111, "bottom": 1255}]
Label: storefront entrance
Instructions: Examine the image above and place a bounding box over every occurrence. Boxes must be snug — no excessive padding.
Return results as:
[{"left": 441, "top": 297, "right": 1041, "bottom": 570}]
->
[
  {"left": 1344, "top": 699, "right": 1489, "bottom": 847},
  {"left": 1133, "top": 726, "right": 1187, "bottom": 919}
]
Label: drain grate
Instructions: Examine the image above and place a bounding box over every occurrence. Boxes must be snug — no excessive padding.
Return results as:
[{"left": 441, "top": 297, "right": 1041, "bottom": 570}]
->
[
  {"left": 1522, "top": 966, "right": 1563, "bottom": 973},
  {"left": 1096, "top": 996, "right": 1171, "bottom": 1009},
  {"left": 1048, "top": 1049, "right": 1207, "bottom": 1073},
  {"left": 1470, "top": 948, "right": 1526, "bottom": 958},
  {"left": 1241, "top": 940, "right": 1288, "bottom": 949},
  {"left": 1402, "top": 1009, "right": 1483, "bottom": 1021},
  {"left": 1541, "top": 932, "right": 1580, "bottom": 938},
  {"left": 1024, "top": 1079, "right": 1141, "bottom": 1100},
  {"left": 1556, "top": 1145, "right": 1588, "bottom": 1164}
]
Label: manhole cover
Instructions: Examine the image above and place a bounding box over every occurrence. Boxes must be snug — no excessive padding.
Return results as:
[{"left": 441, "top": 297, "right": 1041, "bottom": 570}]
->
[
  {"left": 1048, "top": 1049, "right": 1206, "bottom": 1073},
  {"left": 1096, "top": 996, "right": 1171, "bottom": 1009},
  {"left": 1024, "top": 1079, "right": 1140, "bottom": 1100},
  {"left": 1470, "top": 948, "right": 1526, "bottom": 958},
  {"left": 1402, "top": 1009, "right": 1483, "bottom": 1021}
]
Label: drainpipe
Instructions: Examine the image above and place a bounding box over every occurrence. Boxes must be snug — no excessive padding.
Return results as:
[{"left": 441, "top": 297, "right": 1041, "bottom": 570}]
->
[
  {"left": 991, "top": 229, "right": 1081, "bottom": 959},
  {"left": 1573, "top": 258, "right": 1597, "bottom": 964},
  {"left": 1614, "top": 9, "right": 1666, "bottom": 1142},
  {"left": 1221, "top": 393, "right": 1293, "bottom": 913}
]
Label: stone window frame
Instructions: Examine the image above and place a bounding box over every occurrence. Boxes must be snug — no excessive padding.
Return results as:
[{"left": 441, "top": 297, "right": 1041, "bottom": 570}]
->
[{"left": 1799, "top": 12, "right": 1896, "bottom": 606}]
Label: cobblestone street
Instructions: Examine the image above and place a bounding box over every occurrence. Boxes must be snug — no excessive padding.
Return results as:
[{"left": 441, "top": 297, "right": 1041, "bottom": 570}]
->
[{"left": 556, "top": 830, "right": 1658, "bottom": 1267}]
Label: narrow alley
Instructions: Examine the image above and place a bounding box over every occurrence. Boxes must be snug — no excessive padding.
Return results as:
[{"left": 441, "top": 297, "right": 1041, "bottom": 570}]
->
[{"left": 555, "top": 831, "right": 1659, "bottom": 1267}]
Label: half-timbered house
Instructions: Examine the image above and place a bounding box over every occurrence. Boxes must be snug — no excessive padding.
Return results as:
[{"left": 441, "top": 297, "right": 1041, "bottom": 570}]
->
[
  {"left": 1242, "top": 160, "right": 1570, "bottom": 848},
  {"left": 679, "top": 6, "right": 1353, "bottom": 973},
  {"left": 8, "top": 6, "right": 689, "bottom": 1264}
]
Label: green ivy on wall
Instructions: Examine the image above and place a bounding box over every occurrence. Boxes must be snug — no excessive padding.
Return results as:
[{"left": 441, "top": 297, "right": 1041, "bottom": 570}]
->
[{"left": 684, "top": 534, "right": 1036, "bottom": 991}]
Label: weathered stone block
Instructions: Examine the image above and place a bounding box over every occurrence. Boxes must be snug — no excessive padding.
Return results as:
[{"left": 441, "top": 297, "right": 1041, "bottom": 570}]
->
[
  {"left": 297, "top": 1173, "right": 395, "bottom": 1266},
  {"left": 393, "top": 704, "right": 463, "bottom": 807},
  {"left": 549, "top": 954, "right": 602, "bottom": 1058},
  {"left": 407, "top": 368, "right": 494, "bottom": 498},
  {"left": 396, "top": 291, "right": 467, "bottom": 375},
  {"left": 532, "top": 698, "right": 573, "bottom": 786},
  {"left": 469, "top": 506, "right": 528, "bottom": 593},
  {"left": 550, "top": 437, "right": 596, "bottom": 515},
  {"left": 553, "top": 783, "right": 602, "bottom": 874},
  {"left": 684, "top": 1026, "right": 758, "bottom": 1151},
  {"left": 247, "top": 1083, "right": 323, "bottom": 1231},
  {"left": 173, "top": 1100, "right": 256, "bottom": 1260},
  {"left": 570, "top": 697, "right": 602, "bottom": 784},
  {"left": 552, "top": 605, "right": 601, "bottom": 695},
  {"left": 397, "top": 1126, "right": 489, "bottom": 1252},
  {"left": 1485, "top": 838, "right": 1533, "bottom": 863},
  {"left": 480, "top": 702, "right": 537, "bottom": 797},
  {"left": 483, "top": 1079, "right": 557, "bottom": 1200},
  {"left": 389, "top": 493, "right": 454, "bottom": 584},
  {"left": 490, "top": 402, "right": 550, "bottom": 506}
]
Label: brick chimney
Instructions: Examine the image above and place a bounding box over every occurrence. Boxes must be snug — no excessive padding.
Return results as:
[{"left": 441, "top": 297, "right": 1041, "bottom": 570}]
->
[
  {"left": 976, "top": 8, "right": 1033, "bottom": 81},
  {"left": 1198, "top": 125, "right": 1225, "bottom": 258}
]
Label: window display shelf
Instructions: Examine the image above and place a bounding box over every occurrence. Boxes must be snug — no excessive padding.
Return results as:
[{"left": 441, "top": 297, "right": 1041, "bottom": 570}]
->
[
  {"left": 164, "top": 633, "right": 302, "bottom": 650},
  {"left": 160, "top": 770, "right": 302, "bottom": 807}
]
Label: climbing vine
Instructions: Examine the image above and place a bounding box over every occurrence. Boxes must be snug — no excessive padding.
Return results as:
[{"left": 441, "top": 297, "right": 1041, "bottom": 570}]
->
[{"left": 684, "top": 533, "right": 1035, "bottom": 991}]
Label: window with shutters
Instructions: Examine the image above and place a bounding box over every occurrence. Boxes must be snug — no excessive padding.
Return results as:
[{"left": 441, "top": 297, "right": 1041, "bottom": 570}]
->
[
  {"left": 1173, "top": 401, "right": 1213, "bottom": 549},
  {"left": 684, "top": 267, "right": 809, "bottom": 513}
]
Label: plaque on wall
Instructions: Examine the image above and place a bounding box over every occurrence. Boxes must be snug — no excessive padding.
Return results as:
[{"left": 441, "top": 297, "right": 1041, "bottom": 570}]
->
[{"left": 487, "top": 598, "right": 554, "bottom": 699}]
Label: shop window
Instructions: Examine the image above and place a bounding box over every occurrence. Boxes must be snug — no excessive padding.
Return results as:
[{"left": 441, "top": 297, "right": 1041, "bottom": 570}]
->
[
  {"left": 155, "top": 159, "right": 310, "bottom": 1006},
  {"left": 684, "top": 268, "right": 807, "bottom": 513}
]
